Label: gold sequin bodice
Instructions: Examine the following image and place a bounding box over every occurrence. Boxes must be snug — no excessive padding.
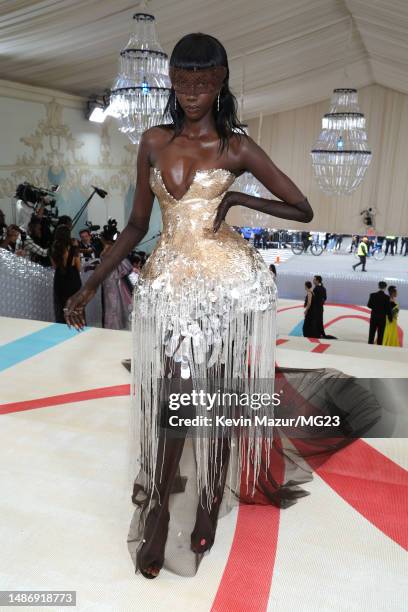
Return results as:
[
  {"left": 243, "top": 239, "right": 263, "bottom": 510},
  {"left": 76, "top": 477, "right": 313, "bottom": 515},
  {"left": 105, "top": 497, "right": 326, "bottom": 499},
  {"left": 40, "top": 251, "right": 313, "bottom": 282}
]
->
[{"left": 140, "top": 167, "right": 274, "bottom": 289}]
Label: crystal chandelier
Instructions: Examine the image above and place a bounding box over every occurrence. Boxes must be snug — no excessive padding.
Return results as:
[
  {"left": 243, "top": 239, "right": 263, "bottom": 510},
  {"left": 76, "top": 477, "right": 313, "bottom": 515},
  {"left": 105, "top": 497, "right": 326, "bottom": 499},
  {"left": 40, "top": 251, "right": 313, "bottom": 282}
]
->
[
  {"left": 311, "top": 88, "right": 372, "bottom": 196},
  {"left": 109, "top": 12, "right": 171, "bottom": 145}
]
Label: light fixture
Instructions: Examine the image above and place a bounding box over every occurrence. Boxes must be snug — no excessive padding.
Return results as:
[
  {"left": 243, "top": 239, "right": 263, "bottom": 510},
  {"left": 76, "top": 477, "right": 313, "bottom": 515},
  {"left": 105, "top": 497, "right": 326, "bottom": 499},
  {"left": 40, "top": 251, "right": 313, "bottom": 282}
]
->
[
  {"left": 310, "top": 88, "right": 372, "bottom": 196},
  {"left": 109, "top": 9, "right": 171, "bottom": 145},
  {"left": 86, "top": 98, "right": 108, "bottom": 123}
]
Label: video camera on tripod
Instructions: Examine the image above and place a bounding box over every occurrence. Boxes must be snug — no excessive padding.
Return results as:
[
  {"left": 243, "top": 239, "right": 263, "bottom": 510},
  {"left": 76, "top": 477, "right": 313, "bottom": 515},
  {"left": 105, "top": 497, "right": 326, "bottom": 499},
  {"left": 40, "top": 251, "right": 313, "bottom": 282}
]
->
[
  {"left": 14, "top": 182, "right": 60, "bottom": 231},
  {"left": 15, "top": 182, "right": 59, "bottom": 208}
]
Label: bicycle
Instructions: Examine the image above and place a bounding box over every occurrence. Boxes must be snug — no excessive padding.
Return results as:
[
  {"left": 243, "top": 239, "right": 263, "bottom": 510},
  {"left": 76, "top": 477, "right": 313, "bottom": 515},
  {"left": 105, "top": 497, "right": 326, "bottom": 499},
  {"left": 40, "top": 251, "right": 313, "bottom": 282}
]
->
[{"left": 290, "top": 241, "right": 323, "bottom": 256}]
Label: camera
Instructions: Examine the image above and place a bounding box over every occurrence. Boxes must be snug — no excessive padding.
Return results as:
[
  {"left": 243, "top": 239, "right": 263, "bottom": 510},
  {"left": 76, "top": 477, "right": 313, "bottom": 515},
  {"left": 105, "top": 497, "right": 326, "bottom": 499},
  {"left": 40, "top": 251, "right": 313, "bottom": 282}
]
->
[
  {"left": 361, "top": 207, "right": 374, "bottom": 227},
  {"left": 15, "top": 182, "right": 61, "bottom": 240},
  {"left": 101, "top": 218, "right": 119, "bottom": 242},
  {"left": 15, "top": 182, "right": 60, "bottom": 208}
]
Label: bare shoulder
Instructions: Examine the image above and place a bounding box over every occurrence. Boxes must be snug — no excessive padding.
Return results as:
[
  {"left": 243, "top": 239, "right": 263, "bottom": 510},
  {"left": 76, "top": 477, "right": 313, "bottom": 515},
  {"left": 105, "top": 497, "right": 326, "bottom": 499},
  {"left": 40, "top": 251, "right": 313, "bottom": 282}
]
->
[
  {"left": 227, "top": 132, "right": 259, "bottom": 166},
  {"left": 221, "top": 131, "right": 251, "bottom": 171},
  {"left": 140, "top": 124, "right": 174, "bottom": 163},
  {"left": 234, "top": 132, "right": 257, "bottom": 156},
  {"left": 141, "top": 125, "right": 173, "bottom": 147}
]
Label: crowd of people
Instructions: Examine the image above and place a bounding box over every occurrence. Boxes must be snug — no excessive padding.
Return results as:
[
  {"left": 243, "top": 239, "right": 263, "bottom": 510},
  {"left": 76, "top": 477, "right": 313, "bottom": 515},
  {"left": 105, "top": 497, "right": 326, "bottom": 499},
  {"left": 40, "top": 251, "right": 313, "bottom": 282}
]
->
[
  {"left": 300, "top": 231, "right": 344, "bottom": 252},
  {"left": 1, "top": 207, "right": 403, "bottom": 344},
  {"left": 234, "top": 225, "right": 408, "bottom": 256},
  {"left": 235, "top": 227, "right": 346, "bottom": 250},
  {"left": 350, "top": 234, "right": 408, "bottom": 256},
  {"left": 0, "top": 207, "right": 145, "bottom": 328}
]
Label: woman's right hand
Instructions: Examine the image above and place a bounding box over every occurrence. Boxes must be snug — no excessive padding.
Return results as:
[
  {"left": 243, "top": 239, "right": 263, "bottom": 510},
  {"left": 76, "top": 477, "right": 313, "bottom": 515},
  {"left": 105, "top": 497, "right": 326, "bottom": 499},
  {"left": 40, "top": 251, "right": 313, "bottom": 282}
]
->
[{"left": 64, "top": 286, "right": 96, "bottom": 331}]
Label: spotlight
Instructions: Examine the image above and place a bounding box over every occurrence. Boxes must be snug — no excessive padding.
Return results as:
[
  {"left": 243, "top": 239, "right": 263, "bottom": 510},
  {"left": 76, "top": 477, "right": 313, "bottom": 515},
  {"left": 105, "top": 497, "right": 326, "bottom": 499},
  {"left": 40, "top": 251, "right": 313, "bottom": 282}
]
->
[{"left": 86, "top": 98, "right": 107, "bottom": 123}]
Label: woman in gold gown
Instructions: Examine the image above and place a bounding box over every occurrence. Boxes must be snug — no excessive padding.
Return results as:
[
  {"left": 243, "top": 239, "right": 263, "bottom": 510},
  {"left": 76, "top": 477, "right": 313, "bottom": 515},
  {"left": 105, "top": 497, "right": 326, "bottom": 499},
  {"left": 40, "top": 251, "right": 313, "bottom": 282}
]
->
[{"left": 64, "top": 33, "right": 381, "bottom": 579}]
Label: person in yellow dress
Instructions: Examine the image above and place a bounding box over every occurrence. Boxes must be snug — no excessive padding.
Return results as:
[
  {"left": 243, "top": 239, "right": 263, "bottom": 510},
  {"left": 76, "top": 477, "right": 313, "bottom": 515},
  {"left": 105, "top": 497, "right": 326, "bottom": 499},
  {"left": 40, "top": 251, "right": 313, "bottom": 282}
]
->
[{"left": 382, "top": 286, "right": 400, "bottom": 347}]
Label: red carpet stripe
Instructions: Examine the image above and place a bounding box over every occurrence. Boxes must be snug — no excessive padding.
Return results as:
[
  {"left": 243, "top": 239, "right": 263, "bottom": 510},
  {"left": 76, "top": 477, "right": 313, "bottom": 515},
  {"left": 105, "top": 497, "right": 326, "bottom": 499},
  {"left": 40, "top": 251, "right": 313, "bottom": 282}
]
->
[
  {"left": 305, "top": 338, "right": 331, "bottom": 352},
  {"left": 212, "top": 439, "right": 408, "bottom": 612},
  {"left": 325, "top": 314, "right": 370, "bottom": 327},
  {"left": 311, "top": 343, "right": 331, "bottom": 353},
  {"left": 0, "top": 384, "right": 130, "bottom": 415},
  {"left": 327, "top": 303, "right": 371, "bottom": 313},
  {"left": 211, "top": 505, "right": 280, "bottom": 612},
  {"left": 293, "top": 438, "right": 408, "bottom": 550},
  {"left": 211, "top": 450, "right": 284, "bottom": 612}
]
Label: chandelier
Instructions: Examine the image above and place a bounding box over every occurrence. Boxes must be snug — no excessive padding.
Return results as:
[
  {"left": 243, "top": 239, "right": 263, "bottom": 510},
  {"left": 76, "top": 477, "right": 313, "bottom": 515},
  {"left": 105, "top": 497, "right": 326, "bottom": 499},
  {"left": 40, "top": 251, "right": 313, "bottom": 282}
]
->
[
  {"left": 109, "top": 12, "right": 171, "bottom": 145},
  {"left": 311, "top": 88, "right": 372, "bottom": 196}
]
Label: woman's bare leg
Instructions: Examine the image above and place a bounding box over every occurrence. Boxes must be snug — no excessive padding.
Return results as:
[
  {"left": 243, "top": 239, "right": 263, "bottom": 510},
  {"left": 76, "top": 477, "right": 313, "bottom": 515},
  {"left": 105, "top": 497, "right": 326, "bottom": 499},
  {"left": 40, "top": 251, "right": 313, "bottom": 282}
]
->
[
  {"left": 190, "top": 436, "right": 231, "bottom": 554},
  {"left": 137, "top": 355, "right": 192, "bottom": 577}
]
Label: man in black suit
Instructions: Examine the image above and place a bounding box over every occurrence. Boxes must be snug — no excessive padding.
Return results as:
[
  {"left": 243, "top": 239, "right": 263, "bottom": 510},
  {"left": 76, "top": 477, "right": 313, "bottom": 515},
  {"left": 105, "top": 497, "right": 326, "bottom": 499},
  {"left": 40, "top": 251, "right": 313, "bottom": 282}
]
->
[
  {"left": 313, "top": 275, "right": 327, "bottom": 338},
  {"left": 367, "top": 281, "right": 392, "bottom": 345}
]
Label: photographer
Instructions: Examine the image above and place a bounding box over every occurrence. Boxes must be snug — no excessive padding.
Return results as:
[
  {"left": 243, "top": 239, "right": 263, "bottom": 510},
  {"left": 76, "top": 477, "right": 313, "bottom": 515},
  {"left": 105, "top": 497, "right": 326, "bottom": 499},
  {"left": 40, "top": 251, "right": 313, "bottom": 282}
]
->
[
  {"left": 79, "top": 228, "right": 99, "bottom": 263},
  {"left": 15, "top": 182, "right": 60, "bottom": 249},
  {"left": 17, "top": 218, "right": 50, "bottom": 265},
  {"left": 100, "top": 220, "right": 133, "bottom": 330},
  {"left": 50, "top": 224, "right": 82, "bottom": 323},
  {"left": 15, "top": 183, "right": 50, "bottom": 231},
  {"left": 0, "top": 224, "right": 22, "bottom": 254},
  {"left": 15, "top": 197, "right": 42, "bottom": 231}
]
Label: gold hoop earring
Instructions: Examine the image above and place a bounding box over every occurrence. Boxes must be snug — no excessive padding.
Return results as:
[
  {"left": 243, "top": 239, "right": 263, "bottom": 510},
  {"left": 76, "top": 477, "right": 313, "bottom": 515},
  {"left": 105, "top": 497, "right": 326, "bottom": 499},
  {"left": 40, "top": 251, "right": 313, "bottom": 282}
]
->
[
  {"left": 217, "top": 92, "right": 220, "bottom": 112},
  {"left": 174, "top": 95, "right": 177, "bottom": 111}
]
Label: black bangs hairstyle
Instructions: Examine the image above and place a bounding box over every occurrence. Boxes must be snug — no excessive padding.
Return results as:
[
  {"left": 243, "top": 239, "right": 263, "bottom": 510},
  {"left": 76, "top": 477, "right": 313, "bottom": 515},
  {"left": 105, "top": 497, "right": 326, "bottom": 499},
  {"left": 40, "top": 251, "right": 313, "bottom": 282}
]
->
[{"left": 163, "top": 33, "right": 247, "bottom": 153}]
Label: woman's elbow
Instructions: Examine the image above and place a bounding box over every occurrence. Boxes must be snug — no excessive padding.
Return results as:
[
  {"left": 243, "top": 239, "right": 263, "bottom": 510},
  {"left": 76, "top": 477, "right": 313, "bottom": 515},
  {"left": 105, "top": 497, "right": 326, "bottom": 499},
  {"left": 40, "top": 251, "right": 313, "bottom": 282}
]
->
[
  {"left": 304, "top": 210, "right": 314, "bottom": 223},
  {"left": 302, "top": 200, "right": 314, "bottom": 223}
]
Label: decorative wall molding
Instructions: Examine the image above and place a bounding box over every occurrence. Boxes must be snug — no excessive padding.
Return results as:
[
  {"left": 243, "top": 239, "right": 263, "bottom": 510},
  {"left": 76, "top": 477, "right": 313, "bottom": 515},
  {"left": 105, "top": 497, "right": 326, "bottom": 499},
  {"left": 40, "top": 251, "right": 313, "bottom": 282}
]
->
[{"left": 0, "top": 99, "right": 136, "bottom": 203}]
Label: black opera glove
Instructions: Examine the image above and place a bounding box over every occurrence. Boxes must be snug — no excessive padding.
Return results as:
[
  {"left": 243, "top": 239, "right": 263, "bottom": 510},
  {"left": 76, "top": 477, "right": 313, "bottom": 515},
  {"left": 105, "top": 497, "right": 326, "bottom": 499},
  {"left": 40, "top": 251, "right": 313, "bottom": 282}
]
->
[
  {"left": 213, "top": 191, "right": 249, "bottom": 233},
  {"left": 213, "top": 190, "right": 312, "bottom": 233}
]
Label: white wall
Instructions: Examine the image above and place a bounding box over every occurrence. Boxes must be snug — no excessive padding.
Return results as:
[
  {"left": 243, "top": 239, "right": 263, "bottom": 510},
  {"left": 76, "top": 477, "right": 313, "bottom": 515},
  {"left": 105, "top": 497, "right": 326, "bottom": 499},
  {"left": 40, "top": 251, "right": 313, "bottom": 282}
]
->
[{"left": 0, "top": 78, "right": 162, "bottom": 250}]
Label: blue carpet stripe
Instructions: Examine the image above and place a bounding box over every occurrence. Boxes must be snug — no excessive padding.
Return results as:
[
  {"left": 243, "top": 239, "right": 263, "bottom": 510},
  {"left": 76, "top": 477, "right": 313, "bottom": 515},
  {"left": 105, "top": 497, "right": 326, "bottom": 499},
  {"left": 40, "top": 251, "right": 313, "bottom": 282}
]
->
[
  {"left": 0, "top": 323, "right": 87, "bottom": 372},
  {"left": 288, "top": 320, "right": 304, "bottom": 337}
]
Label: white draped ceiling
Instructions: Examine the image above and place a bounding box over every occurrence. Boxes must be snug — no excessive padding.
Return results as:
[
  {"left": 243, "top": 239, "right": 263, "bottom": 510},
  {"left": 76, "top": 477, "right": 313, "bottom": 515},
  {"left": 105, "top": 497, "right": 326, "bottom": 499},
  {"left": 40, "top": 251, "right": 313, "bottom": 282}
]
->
[{"left": 0, "top": 0, "right": 407, "bottom": 117}]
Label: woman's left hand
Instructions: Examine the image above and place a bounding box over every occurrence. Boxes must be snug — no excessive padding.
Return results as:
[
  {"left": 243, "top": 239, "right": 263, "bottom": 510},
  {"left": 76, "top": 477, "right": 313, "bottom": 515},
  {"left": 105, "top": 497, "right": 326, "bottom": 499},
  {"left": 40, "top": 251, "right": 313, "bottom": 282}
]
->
[{"left": 213, "top": 191, "right": 244, "bottom": 233}]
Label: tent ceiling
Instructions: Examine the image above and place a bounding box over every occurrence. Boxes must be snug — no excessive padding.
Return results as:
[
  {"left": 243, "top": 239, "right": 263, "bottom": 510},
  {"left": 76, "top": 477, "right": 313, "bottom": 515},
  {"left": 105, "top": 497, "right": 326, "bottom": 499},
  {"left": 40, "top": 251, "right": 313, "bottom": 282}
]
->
[{"left": 0, "top": 0, "right": 406, "bottom": 117}]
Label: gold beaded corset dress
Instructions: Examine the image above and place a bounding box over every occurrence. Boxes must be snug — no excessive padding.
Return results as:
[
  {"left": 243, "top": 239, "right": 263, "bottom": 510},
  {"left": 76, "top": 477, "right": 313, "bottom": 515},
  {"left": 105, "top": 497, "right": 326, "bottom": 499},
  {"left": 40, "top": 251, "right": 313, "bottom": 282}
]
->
[{"left": 130, "top": 166, "right": 277, "bottom": 500}]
